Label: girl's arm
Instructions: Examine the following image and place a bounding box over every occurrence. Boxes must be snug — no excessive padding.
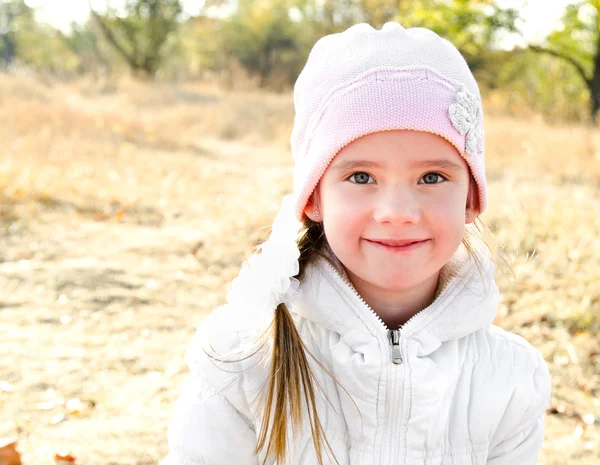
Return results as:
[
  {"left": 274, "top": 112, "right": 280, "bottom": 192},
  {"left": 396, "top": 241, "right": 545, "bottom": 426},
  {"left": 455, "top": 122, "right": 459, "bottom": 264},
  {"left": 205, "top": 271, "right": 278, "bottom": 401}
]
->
[
  {"left": 486, "top": 348, "right": 552, "bottom": 465},
  {"left": 160, "top": 306, "right": 267, "bottom": 465},
  {"left": 485, "top": 414, "right": 545, "bottom": 465},
  {"left": 160, "top": 370, "right": 260, "bottom": 465}
]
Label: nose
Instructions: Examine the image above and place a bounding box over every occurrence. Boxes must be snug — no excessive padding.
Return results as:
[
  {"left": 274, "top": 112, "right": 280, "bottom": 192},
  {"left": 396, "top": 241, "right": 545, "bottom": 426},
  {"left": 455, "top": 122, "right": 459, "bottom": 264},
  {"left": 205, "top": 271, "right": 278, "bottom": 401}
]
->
[{"left": 372, "top": 186, "right": 421, "bottom": 225}]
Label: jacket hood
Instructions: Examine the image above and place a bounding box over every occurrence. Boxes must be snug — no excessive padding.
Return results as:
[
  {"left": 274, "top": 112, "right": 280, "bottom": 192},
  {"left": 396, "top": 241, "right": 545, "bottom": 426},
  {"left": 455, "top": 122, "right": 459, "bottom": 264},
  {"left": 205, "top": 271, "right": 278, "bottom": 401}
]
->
[{"left": 291, "top": 243, "right": 500, "bottom": 358}]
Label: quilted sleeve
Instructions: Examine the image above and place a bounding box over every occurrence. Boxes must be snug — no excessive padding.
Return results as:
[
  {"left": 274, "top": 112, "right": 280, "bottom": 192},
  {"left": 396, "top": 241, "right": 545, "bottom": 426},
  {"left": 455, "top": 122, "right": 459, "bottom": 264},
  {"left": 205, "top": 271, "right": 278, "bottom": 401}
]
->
[
  {"left": 160, "top": 371, "right": 260, "bottom": 465},
  {"left": 160, "top": 305, "right": 271, "bottom": 465},
  {"left": 485, "top": 414, "right": 545, "bottom": 465},
  {"left": 486, "top": 347, "right": 552, "bottom": 465}
]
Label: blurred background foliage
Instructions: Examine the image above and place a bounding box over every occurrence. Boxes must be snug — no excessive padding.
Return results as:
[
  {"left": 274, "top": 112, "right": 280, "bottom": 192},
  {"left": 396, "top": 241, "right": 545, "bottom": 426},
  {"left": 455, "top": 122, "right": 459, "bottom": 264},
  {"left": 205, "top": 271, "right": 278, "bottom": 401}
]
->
[{"left": 0, "top": 0, "right": 598, "bottom": 122}]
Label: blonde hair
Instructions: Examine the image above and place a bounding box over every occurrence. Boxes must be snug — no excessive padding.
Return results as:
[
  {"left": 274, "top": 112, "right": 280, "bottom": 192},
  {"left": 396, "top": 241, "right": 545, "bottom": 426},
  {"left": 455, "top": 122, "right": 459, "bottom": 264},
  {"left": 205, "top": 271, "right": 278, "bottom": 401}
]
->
[{"left": 216, "top": 175, "right": 511, "bottom": 465}]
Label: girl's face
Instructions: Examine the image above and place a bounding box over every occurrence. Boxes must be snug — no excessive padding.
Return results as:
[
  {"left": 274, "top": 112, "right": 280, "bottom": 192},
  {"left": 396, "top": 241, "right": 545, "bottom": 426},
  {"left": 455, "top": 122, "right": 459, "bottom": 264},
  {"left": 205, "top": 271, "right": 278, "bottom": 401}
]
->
[{"left": 304, "top": 129, "right": 476, "bottom": 294}]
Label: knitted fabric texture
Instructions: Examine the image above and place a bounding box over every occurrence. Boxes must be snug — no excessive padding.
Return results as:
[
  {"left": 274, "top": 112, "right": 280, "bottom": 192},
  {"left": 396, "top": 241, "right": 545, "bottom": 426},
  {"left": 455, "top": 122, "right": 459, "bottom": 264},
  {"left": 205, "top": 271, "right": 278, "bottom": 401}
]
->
[{"left": 291, "top": 22, "right": 487, "bottom": 220}]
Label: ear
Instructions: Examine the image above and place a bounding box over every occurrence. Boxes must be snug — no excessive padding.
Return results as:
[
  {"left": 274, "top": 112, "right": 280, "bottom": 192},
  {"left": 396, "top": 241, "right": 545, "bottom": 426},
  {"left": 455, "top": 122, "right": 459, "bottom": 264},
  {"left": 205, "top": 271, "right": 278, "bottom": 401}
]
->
[
  {"left": 303, "top": 192, "right": 321, "bottom": 222},
  {"left": 465, "top": 176, "right": 479, "bottom": 224}
]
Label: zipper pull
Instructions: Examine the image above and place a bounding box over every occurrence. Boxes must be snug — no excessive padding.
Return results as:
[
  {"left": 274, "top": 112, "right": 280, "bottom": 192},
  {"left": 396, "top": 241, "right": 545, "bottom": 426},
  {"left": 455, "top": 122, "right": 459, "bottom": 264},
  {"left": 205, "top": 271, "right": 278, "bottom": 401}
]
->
[{"left": 388, "top": 329, "right": 403, "bottom": 364}]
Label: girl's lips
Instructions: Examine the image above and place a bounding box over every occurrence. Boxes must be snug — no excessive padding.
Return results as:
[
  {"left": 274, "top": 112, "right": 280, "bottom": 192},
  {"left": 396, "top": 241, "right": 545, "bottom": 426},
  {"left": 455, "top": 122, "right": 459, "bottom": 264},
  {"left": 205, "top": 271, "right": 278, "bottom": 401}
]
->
[{"left": 366, "top": 238, "right": 429, "bottom": 252}]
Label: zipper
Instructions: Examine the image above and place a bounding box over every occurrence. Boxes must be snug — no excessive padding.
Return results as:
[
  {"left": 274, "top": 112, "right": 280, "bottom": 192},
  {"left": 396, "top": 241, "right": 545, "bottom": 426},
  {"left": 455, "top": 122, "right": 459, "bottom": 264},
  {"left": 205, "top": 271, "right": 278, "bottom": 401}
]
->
[
  {"left": 388, "top": 302, "right": 428, "bottom": 362},
  {"left": 323, "top": 260, "right": 404, "bottom": 465},
  {"left": 322, "top": 258, "right": 450, "bottom": 465},
  {"left": 325, "top": 259, "right": 437, "bottom": 465},
  {"left": 388, "top": 329, "right": 403, "bottom": 364}
]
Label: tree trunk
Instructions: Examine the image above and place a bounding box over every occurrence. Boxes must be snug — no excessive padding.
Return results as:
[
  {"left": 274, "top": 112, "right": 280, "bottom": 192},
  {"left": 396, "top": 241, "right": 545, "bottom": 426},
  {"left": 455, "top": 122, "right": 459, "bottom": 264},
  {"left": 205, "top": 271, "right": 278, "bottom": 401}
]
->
[
  {"left": 589, "top": 76, "right": 600, "bottom": 122},
  {"left": 0, "top": 34, "right": 15, "bottom": 66},
  {"left": 590, "top": 37, "right": 600, "bottom": 122}
]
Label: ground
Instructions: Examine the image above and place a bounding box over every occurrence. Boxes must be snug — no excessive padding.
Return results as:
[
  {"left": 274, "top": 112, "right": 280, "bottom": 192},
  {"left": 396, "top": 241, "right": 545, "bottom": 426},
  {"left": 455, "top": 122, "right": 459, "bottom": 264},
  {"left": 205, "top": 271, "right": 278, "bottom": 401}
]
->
[{"left": 0, "top": 71, "right": 598, "bottom": 464}]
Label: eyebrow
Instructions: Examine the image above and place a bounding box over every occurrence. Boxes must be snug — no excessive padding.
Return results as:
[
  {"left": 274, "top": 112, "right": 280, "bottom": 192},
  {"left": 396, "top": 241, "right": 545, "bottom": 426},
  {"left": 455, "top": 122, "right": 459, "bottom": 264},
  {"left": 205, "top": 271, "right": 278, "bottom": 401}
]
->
[{"left": 332, "top": 158, "right": 464, "bottom": 172}]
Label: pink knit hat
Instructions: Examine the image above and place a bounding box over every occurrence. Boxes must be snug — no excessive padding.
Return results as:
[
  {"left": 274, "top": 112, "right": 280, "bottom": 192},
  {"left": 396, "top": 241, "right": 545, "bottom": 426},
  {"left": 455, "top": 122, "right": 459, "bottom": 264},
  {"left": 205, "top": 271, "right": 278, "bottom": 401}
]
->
[{"left": 291, "top": 22, "right": 487, "bottom": 221}]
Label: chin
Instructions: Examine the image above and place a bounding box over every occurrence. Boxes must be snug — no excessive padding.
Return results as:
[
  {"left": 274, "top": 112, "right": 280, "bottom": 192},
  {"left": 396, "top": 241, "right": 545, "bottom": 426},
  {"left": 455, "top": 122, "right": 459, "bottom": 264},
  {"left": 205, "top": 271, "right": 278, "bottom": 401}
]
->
[{"left": 370, "top": 269, "right": 430, "bottom": 290}]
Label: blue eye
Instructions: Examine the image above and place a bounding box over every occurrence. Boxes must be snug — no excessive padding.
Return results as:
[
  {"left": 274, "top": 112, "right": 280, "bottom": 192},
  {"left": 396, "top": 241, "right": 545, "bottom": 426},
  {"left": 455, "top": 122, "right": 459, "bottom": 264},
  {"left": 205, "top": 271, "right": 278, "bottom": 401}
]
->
[
  {"left": 348, "top": 172, "right": 374, "bottom": 184},
  {"left": 420, "top": 173, "right": 446, "bottom": 184}
]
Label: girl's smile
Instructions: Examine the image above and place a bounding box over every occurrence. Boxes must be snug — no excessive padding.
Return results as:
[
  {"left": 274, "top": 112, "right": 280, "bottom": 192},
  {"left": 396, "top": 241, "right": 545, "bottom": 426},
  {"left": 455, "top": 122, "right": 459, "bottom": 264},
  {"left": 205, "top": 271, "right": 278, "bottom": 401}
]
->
[{"left": 364, "top": 237, "right": 430, "bottom": 253}]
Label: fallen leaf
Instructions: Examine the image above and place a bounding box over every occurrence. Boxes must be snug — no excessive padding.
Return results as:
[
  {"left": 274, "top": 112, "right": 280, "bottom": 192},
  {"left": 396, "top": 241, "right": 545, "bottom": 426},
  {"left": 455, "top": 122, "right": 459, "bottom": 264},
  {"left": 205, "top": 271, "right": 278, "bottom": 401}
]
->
[
  {"left": 54, "top": 450, "right": 76, "bottom": 464},
  {"left": 0, "top": 439, "right": 22, "bottom": 465},
  {"left": 114, "top": 208, "right": 125, "bottom": 221}
]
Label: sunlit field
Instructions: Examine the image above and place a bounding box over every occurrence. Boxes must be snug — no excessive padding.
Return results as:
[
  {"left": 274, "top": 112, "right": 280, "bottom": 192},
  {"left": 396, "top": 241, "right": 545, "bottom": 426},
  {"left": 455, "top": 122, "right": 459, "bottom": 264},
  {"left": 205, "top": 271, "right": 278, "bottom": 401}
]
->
[{"left": 0, "top": 70, "right": 598, "bottom": 464}]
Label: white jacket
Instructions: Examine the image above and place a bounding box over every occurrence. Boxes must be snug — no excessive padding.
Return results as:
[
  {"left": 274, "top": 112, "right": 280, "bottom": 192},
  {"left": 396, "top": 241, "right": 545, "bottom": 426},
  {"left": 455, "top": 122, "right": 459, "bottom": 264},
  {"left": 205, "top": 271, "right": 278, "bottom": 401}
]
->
[{"left": 161, "top": 246, "right": 552, "bottom": 465}]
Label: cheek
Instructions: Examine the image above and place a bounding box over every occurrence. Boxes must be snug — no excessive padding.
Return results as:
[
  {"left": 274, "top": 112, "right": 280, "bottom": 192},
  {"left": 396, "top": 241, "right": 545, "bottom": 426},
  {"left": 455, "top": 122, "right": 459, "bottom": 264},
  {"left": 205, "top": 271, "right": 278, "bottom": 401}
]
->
[
  {"left": 321, "top": 189, "right": 365, "bottom": 242},
  {"left": 322, "top": 184, "right": 364, "bottom": 220},
  {"left": 429, "top": 195, "right": 464, "bottom": 217},
  {"left": 430, "top": 182, "right": 467, "bottom": 212},
  {"left": 424, "top": 188, "right": 468, "bottom": 233}
]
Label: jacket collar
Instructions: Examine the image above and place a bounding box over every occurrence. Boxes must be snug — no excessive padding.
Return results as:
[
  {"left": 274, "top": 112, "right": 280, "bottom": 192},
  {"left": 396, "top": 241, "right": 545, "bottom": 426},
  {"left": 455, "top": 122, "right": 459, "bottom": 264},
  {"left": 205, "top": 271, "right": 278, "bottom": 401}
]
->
[{"left": 291, "top": 244, "right": 500, "bottom": 357}]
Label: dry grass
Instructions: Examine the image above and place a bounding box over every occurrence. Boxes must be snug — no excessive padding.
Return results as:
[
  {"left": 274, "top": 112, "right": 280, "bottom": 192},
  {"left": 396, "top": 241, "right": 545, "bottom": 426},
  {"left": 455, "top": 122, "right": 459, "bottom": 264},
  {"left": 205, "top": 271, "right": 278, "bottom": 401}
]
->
[{"left": 0, "top": 72, "right": 598, "bottom": 464}]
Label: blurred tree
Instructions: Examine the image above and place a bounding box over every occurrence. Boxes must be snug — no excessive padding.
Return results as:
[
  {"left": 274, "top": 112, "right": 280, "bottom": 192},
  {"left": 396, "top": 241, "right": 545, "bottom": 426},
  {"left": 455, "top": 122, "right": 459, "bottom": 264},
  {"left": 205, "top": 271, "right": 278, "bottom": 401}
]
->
[
  {"left": 179, "top": 15, "right": 224, "bottom": 77},
  {"left": 15, "top": 24, "right": 80, "bottom": 74},
  {"left": 477, "top": 46, "right": 589, "bottom": 122},
  {"left": 314, "top": 0, "right": 398, "bottom": 30},
  {"left": 391, "top": 0, "right": 519, "bottom": 71},
  {"left": 296, "top": 0, "right": 518, "bottom": 63},
  {"left": 87, "top": 0, "right": 183, "bottom": 78},
  {"left": 0, "top": 0, "right": 80, "bottom": 74},
  {"left": 217, "top": 0, "right": 518, "bottom": 88},
  {"left": 0, "top": 0, "right": 32, "bottom": 66},
  {"left": 221, "top": 0, "right": 302, "bottom": 88},
  {"left": 528, "top": 1, "right": 600, "bottom": 121},
  {"left": 62, "top": 21, "right": 112, "bottom": 75}
]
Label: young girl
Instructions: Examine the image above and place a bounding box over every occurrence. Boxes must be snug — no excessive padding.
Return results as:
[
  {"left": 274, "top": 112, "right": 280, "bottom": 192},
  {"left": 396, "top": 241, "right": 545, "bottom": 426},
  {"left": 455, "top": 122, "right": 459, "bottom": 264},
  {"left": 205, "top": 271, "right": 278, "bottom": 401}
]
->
[{"left": 161, "top": 22, "right": 551, "bottom": 465}]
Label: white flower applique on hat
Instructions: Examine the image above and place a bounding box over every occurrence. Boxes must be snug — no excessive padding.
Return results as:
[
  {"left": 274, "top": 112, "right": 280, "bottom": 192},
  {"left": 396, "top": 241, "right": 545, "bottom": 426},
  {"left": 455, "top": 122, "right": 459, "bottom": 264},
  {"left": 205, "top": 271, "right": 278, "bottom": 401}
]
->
[{"left": 448, "top": 85, "right": 484, "bottom": 158}]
